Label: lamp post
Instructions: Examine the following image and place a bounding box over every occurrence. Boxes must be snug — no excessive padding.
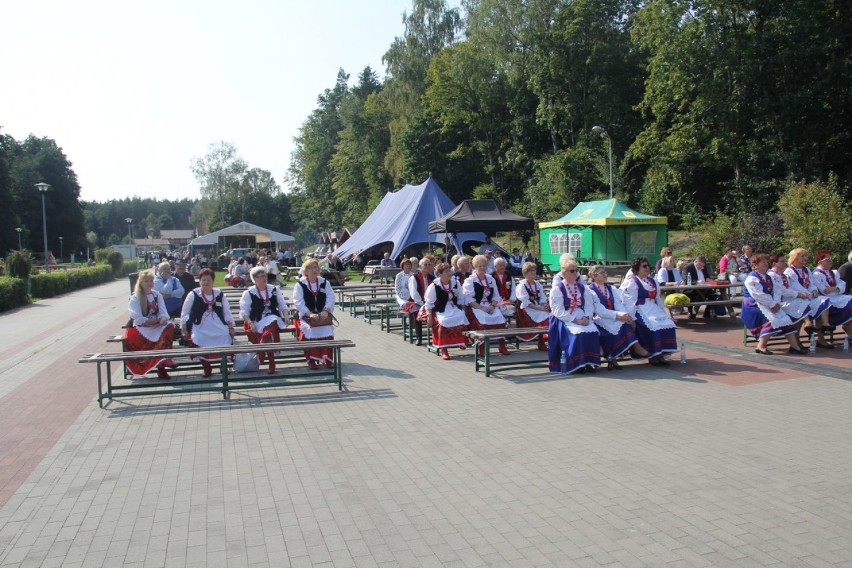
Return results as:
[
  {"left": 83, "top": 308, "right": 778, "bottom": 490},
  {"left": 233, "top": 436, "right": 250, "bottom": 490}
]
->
[
  {"left": 59, "top": 236, "right": 64, "bottom": 260},
  {"left": 591, "top": 126, "right": 613, "bottom": 199},
  {"left": 35, "top": 182, "right": 51, "bottom": 266},
  {"left": 15, "top": 227, "right": 22, "bottom": 249}
]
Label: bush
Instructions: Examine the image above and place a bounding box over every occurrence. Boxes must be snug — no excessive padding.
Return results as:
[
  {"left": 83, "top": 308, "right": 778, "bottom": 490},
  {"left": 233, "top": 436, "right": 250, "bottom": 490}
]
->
[
  {"left": 0, "top": 277, "right": 29, "bottom": 312},
  {"left": 107, "top": 251, "right": 124, "bottom": 275},
  {"left": 5, "top": 250, "right": 32, "bottom": 279},
  {"left": 120, "top": 260, "right": 137, "bottom": 276},
  {"left": 95, "top": 247, "right": 113, "bottom": 264},
  {"left": 30, "top": 265, "right": 114, "bottom": 299},
  {"left": 779, "top": 178, "right": 852, "bottom": 257}
]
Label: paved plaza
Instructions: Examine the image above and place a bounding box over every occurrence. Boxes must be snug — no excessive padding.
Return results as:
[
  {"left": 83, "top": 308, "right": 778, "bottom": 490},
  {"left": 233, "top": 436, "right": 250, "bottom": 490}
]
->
[{"left": 0, "top": 279, "right": 851, "bottom": 567}]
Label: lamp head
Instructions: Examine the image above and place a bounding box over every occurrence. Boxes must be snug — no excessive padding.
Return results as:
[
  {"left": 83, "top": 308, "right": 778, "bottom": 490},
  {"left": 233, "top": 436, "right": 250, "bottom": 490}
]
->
[
  {"left": 16, "top": 227, "right": 22, "bottom": 233},
  {"left": 591, "top": 125, "right": 605, "bottom": 135},
  {"left": 35, "top": 182, "right": 50, "bottom": 193},
  {"left": 125, "top": 218, "right": 133, "bottom": 224}
]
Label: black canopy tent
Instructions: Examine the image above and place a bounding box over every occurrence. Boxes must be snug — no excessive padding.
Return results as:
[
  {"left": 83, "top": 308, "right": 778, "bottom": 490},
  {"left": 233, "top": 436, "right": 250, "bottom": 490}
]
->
[{"left": 428, "top": 199, "right": 535, "bottom": 234}]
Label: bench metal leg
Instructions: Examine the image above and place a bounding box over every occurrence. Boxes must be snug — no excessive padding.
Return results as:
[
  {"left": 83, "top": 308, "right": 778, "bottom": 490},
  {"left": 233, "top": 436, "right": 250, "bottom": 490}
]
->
[{"left": 484, "top": 338, "right": 492, "bottom": 377}]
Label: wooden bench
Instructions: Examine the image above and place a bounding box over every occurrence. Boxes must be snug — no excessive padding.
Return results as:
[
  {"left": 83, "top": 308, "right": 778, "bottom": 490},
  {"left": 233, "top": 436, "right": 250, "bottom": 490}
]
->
[
  {"left": 79, "top": 339, "right": 356, "bottom": 407},
  {"left": 464, "top": 327, "right": 549, "bottom": 377},
  {"left": 344, "top": 292, "right": 395, "bottom": 318},
  {"left": 378, "top": 304, "right": 404, "bottom": 333},
  {"left": 336, "top": 284, "right": 393, "bottom": 307},
  {"left": 741, "top": 325, "right": 839, "bottom": 349},
  {"left": 361, "top": 265, "right": 401, "bottom": 283},
  {"left": 667, "top": 298, "right": 741, "bottom": 319}
]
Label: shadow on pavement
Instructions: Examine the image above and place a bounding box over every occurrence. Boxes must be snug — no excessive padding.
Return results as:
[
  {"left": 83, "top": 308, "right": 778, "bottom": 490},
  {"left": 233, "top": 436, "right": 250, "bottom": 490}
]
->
[{"left": 104, "top": 387, "right": 397, "bottom": 416}]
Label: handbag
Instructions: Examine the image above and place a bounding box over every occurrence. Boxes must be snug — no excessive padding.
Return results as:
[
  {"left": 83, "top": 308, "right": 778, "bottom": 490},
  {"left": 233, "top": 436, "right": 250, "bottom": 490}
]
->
[
  {"left": 234, "top": 352, "right": 259, "bottom": 373},
  {"left": 305, "top": 311, "right": 335, "bottom": 327}
]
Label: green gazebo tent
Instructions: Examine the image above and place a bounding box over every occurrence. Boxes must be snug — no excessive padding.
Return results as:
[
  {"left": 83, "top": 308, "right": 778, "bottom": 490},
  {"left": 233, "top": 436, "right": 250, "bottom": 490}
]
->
[{"left": 538, "top": 199, "right": 668, "bottom": 269}]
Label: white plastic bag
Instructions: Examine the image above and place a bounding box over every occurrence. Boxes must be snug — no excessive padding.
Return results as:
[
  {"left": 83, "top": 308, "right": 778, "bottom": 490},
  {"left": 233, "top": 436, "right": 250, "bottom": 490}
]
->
[{"left": 234, "top": 352, "right": 259, "bottom": 373}]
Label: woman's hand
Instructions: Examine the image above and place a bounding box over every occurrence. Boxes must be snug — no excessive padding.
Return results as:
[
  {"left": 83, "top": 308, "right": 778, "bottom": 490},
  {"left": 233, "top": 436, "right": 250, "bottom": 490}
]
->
[
  {"left": 228, "top": 326, "right": 236, "bottom": 338},
  {"left": 811, "top": 289, "right": 819, "bottom": 298},
  {"left": 573, "top": 316, "right": 589, "bottom": 326},
  {"left": 616, "top": 313, "right": 632, "bottom": 324},
  {"left": 159, "top": 317, "right": 169, "bottom": 326},
  {"left": 798, "top": 292, "right": 809, "bottom": 299},
  {"left": 770, "top": 304, "right": 781, "bottom": 313}
]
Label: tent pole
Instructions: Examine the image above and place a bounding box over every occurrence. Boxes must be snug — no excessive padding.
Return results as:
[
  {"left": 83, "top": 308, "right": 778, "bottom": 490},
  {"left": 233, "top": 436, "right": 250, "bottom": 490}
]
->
[{"left": 604, "top": 225, "right": 607, "bottom": 265}]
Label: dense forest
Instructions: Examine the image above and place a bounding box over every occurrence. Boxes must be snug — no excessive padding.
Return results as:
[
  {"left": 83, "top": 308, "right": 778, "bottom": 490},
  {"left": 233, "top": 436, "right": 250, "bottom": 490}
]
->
[{"left": 287, "top": 0, "right": 852, "bottom": 245}]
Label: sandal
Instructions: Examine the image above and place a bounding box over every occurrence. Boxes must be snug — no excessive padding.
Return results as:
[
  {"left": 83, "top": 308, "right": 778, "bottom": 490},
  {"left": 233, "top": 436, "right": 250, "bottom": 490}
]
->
[{"left": 755, "top": 348, "right": 774, "bottom": 355}]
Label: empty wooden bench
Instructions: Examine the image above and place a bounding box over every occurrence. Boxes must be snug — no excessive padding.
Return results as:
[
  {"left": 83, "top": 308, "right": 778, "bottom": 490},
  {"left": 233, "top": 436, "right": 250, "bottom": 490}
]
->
[{"left": 464, "top": 327, "right": 549, "bottom": 377}]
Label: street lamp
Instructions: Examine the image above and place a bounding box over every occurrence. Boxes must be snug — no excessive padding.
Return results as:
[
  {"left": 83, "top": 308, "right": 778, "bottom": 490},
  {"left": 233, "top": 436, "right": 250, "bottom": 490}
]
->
[
  {"left": 35, "top": 182, "right": 50, "bottom": 266},
  {"left": 591, "top": 126, "right": 613, "bottom": 199},
  {"left": 59, "top": 236, "right": 64, "bottom": 260},
  {"left": 125, "top": 218, "right": 133, "bottom": 242},
  {"left": 15, "top": 227, "right": 22, "bottom": 249}
]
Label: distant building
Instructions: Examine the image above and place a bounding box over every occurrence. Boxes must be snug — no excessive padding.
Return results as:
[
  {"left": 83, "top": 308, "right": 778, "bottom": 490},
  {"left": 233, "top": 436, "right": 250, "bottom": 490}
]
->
[
  {"left": 320, "top": 228, "right": 354, "bottom": 251},
  {"left": 160, "top": 229, "right": 195, "bottom": 248}
]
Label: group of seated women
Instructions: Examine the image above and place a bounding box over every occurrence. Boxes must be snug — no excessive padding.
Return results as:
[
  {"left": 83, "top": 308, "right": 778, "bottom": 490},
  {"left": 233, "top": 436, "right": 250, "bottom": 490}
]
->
[
  {"left": 123, "top": 258, "right": 337, "bottom": 378},
  {"left": 741, "top": 248, "right": 852, "bottom": 354},
  {"left": 393, "top": 252, "right": 677, "bottom": 371}
]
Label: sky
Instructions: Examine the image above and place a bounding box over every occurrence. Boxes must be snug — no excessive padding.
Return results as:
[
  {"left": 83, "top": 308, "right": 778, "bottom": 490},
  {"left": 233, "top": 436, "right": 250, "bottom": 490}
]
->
[{"left": 1, "top": 0, "right": 449, "bottom": 203}]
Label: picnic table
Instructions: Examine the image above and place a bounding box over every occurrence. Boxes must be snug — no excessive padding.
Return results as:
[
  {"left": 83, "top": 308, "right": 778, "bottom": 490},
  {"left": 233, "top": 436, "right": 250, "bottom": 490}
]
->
[
  {"left": 361, "top": 265, "right": 401, "bottom": 283},
  {"left": 660, "top": 282, "right": 741, "bottom": 319}
]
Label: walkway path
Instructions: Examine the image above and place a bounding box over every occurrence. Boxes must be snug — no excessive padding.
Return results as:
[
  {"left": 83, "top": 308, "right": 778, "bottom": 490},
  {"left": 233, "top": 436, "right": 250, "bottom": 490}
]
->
[{"left": 0, "top": 280, "right": 851, "bottom": 567}]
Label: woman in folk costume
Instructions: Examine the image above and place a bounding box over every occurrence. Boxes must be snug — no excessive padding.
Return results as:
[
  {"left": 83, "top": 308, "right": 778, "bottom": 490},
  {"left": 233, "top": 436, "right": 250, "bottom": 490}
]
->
[
  {"left": 180, "top": 268, "right": 236, "bottom": 377},
  {"left": 492, "top": 257, "right": 517, "bottom": 319},
  {"left": 292, "top": 258, "right": 336, "bottom": 369},
  {"left": 767, "top": 253, "right": 812, "bottom": 334},
  {"left": 514, "top": 261, "right": 550, "bottom": 350},
  {"left": 404, "top": 255, "right": 437, "bottom": 345},
  {"left": 394, "top": 258, "right": 414, "bottom": 308},
  {"left": 784, "top": 248, "right": 833, "bottom": 349},
  {"left": 812, "top": 250, "right": 852, "bottom": 341},
  {"left": 588, "top": 265, "right": 649, "bottom": 370},
  {"left": 239, "top": 266, "right": 289, "bottom": 374},
  {"left": 548, "top": 255, "right": 601, "bottom": 374},
  {"left": 463, "top": 254, "right": 510, "bottom": 356},
  {"left": 424, "top": 263, "right": 470, "bottom": 360},
  {"left": 124, "top": 269, "right": 175, "bottom": 379},
  {"left": 621, "top": 257, "right": 678, "bottom": 366},
  {"left": 742, "top": 254, "right": 807, "bottom": 355}
]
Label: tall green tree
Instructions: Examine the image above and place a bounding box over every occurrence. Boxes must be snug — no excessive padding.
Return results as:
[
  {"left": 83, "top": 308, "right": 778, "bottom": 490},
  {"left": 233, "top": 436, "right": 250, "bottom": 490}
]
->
[{"left": 190, "top": 141, "right": 248, "bottom": 230}]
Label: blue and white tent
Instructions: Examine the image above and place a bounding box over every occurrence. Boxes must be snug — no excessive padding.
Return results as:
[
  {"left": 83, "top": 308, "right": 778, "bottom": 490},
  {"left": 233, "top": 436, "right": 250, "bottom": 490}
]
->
[{"left": 332, "top": 177, "right": 486, "bottom": 261}]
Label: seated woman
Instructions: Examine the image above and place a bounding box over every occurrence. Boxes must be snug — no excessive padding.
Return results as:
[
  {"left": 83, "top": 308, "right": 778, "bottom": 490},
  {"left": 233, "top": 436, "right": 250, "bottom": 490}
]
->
[
  {"left": 492, "top": 258, "right": 516, "bottom": 319},
  {"left": 588, "top": 265, "right": 649, "bottom": 369},
  {"left": 239, "top": 266, "right": 289, "bottom": 374},
  {"left": 230, "top": 258, "right": 249, "bottom": 289},
  {"left": 153, "top": 261, "right": 185, "bottom": 318},
  {"left": 784, "top": 248, "right": 832, "bottom": 348},
  {"left": 719, "top": 246, "right": 741, "bottom": 289},
  {"left": 767, "top": 253, "right": 812, "bottom": 334},
  {"left": 124, "top": 269, "right": 175, "bottom": 379},
  {"left": 812, "top": 250, "right": 852, "bottom": 342},
  {"left": 515, "top": 261, "right": 550, "bottom": 351},
  {"left": 548, "top": 255, "right": 600, "bottom": 374},
  {"left": 463, "top": 254, "right": 510, "bottom": 356},
  {"left": 655, "top": 255, "right": 684, "bottom": 286},
  {"left": 404, "top": 256, "right": 437, "bottom": 345},
  {"left": 424, "top": 263, "right": 469, "bottom": 360},
  {"left": 180, "top": 268, "right": 236, "bottom": 377},
  {"left": 394, "top": 258, "right": 414, "bottom": 307},
  {"left": 654, "top": 246, "right": 673, "bottom": 273},
  {"left": 621, "top": 257, "right": 678, "bottom": 366},
  {"left": 292, "top": 258, "right": 336, "bottom": 369},
  {"left": 742, "top": 254, "right": 806, "bottom": 355}
]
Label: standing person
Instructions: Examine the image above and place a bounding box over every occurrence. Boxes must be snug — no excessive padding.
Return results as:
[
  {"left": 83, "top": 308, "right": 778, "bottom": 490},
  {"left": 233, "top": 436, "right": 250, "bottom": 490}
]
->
[
  {"left": 812, "top": 250, "right": 852, "bottom": 340},
  {"left": 742, "top": 254, "right": 807, "bottom": 355},
  {"left": 153, "top": 261, "right": 185, "bottom": 318},
  {"left": 838, "top": 251, "right": 852, "bottom": 295},
  {"left": 509, "top": 248, "right": 524, "bottom": 276},
  {"left": 394, "top": 258, "right": 414, "bottom": 307},
  {"left": 239, "top": 266, "right": 289, "bottom": 374},
  {"left": 180, "top": 268, "right": 236, "bottom": 377},
  {"left": 547, "top": 255, "right": 601, "bottom": 374},
  {"left": 784, "top": 248, "right": 832, "bottom": 348},
  {"left": 424, "top": 263, "right": 469, "bottom": 360},
  {"left": 621, "top": 257, "right": 678, "bottom": 366},
  {"left": 174, "top": 259, "right": 197, "bottom": 304},
  {"left": 292, "top": 258, "right": 336, "bottom": 369},
  {"left": 124, "top": 270, "right": 175, "bottom": 379},
  {"left": 462, "top": 254, "right": 510, "bottom": 356},
  {"left": 515, "top": 261, "right": 550, "bottom": 350},
  {"left": 404, "top": 256, "right": 437, "bottom": 345},
  {"left": 264, "top": 254, "right": 280, "bottom": 284},
  {"left": 588, "top": 265, "right": 648, "bottom": 369}
]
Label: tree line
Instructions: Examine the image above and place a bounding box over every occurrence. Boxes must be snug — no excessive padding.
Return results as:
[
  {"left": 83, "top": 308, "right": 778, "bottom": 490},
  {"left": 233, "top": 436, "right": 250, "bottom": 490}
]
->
[{"left": 287, "top": 0, "right": 852, "bottom": 240}]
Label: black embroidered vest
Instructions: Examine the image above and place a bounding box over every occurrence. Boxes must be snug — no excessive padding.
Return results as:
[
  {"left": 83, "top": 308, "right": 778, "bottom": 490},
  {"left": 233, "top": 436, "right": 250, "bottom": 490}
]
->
[
  {"left": 189, "top": 290, "right": 227, "bottom": 325},
  {"left": 298, "top": 278, "right": 327, "bottom": 314},
  {"left": 248, "top": 287, "right": 280, "bottom": 321}
]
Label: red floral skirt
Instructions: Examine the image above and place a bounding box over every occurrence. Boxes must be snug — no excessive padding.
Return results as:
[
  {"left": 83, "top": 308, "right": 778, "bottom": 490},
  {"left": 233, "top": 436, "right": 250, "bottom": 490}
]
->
[
  {"left": 123, "top": 325, "right": 174, "bottom": 375},
  {"left": 293, "top": 318, "right": 334, "bottom": 363},
  {"left": 515, "top": 308, "right": 550, "bottom": 342},
  {"left": 431, "top": 320, "right": 469, "bottom": 348}
]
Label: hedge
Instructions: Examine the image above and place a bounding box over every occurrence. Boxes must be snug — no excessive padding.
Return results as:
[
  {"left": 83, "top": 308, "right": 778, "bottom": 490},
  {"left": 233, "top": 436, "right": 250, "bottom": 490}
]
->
[
  {"left": 30, "top": 265, "right": 114, "bottom": 299},
  {"left": 0, "top": 277, "right": 29, "bottom": 313}
]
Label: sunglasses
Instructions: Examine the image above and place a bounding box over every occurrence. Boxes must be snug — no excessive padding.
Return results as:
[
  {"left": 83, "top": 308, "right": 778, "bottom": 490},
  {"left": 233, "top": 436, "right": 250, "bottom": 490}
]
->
[{"left": 641, "top": 264, "right": 650, "bottom": 268}]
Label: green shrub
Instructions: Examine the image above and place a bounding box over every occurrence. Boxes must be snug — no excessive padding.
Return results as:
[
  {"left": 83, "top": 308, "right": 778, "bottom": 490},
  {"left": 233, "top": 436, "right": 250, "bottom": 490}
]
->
[
  {"left": 5, "top": 250, "right": 32, "bottom": 279},
  {"left": 30, "top": 265, "right": 114, "bottom": 298},
  {"left": 779, "top": 178, "right": 852, "bottom": 257},
  {"left": 107, "top": 251, "right": 124, "bottom": 275},
  {"left": 95, "top": 247, "right": 113, "bottom": 264},
  {"left": 0, "top": 277, "right": 29, "bottom": 312},
  {"left": 120, "top": 260, "right": 137, "bottom": 276}
]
